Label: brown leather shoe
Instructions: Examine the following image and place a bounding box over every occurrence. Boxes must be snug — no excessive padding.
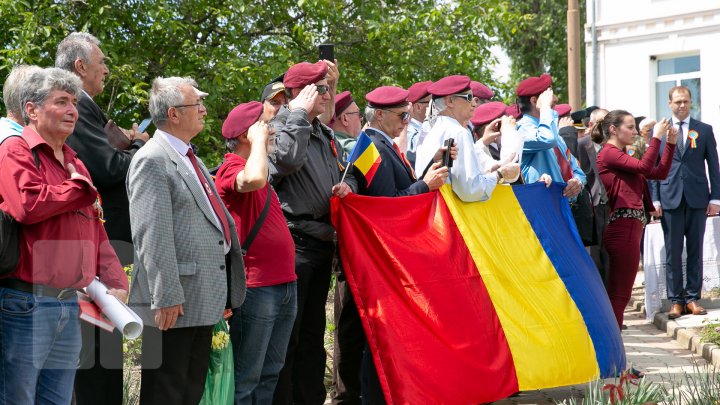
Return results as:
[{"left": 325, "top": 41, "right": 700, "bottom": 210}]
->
[
  {"left": 686, "top": 301, "right": 708, "bottom": 315},
  {"left": 668, "top": 303, "right": 685, "bottom": 319}
]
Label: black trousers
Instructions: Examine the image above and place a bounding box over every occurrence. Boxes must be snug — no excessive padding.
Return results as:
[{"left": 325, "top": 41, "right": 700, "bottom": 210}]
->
[
  {"left": 74, "top": 322, "right": 124, "bottom": 405},
  {"left": 139, "top": 325, "right": 213, "bottom": 405},
  {"left": 331, "top": 274, "right": 365, "bottom": 405},
  {"left": 273, "top": 232, "right": 334, "bottom": 405}
]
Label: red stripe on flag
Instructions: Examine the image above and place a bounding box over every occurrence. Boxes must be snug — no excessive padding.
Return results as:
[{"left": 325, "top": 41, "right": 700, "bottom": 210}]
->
[
  {"left": 331, "top": 192, "right": 519, "bottom": 404},
  {"left": 363, "top": 158, "right": 382, "bottom": 187}
]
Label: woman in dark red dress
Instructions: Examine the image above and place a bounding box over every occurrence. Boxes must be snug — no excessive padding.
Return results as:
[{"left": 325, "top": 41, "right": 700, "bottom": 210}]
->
[{"left": 594, "top": 111, "right": 677, "bottom": 329}]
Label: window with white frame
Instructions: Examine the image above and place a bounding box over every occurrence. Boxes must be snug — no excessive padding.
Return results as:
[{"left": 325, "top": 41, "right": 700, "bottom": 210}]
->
[{"left": 655, "top": 55, "right": 701, "bottom": 120}]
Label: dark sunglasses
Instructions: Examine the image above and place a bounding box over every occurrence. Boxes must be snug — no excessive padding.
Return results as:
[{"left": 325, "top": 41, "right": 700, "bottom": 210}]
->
[
  {"left": 380, "top": 109, "right": 410, "bottom": 122},
  {"left": 316, "top": 85, "right": 330, "bottom": 95},
  {"left": 452, "top": 93, "right": 473, "bottom": 103}
]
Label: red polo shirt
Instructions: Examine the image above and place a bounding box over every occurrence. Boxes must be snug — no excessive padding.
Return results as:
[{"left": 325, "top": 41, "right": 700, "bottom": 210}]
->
[
  {"left": 0, "top": 127, "right": 127, "bottom": 290},
  {"left": 216, "top": 153, "right": 296, "bottom": 288}
]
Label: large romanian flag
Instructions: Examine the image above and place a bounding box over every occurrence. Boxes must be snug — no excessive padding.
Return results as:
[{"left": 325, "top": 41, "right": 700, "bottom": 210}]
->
[{"left": 330, "top": 183, "right": 625, "bottom": 404}]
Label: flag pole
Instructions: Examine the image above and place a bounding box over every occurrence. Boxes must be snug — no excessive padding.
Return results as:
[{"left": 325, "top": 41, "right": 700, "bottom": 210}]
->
[{"left": 340, "top": 162, "right": 353, "bottom": 184}]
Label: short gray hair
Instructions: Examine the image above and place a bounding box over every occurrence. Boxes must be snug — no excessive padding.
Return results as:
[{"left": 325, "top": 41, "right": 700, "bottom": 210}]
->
[
  {"left": 225, "top": 138, "right": 240, "bottom": 152},
  {"left": 20, "top": 68, "right": 82, "bottom": 124},
  {"left": 55, "top": 32, "right": 101, "bottom": 73},
  {"left": 3, "top": 65, "right": 42, "bottom": 119},
  {"left": 364, "top": 106, "right": 377, "bottom": 124},
  {"left": 149, "top": 76, "right": 198, "bottom": 128}
]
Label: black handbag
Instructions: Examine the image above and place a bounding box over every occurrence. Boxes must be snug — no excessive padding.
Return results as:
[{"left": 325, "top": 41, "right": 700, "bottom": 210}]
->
[
  {"left": 570, "top": 186, "right": 597, "bottom": 246},
  {"left": 0, "top": 135, "right": 40, "bottom": 274}
]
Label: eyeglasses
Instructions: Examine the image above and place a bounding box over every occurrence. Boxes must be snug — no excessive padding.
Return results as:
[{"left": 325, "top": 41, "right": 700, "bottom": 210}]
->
[
  {"left": 316, "top": 85, "right": 330, "bottom": 95},
  {"left": 452, "top": 93, "right": 473, "bottom": 103},
  {"left": 173, "top": 99, "right": 205, "bottom": 110},
  {"left": 380, "top": 109, "right": 410, "bottom": 122},
  {"left": 414, "top": 100, "right": 430, "bottom": 105}
]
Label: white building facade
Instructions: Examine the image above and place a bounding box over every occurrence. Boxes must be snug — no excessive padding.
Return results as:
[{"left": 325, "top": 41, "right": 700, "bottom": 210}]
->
[{"left": 585, "top": 0, "right": 720, "bottom": 133}]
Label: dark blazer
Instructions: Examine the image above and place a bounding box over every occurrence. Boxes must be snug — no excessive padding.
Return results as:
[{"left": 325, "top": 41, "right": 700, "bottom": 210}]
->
[
  {"left": 560, "top": 126, "right": 579, "bottom": 158},
  {"left": 576, "top": 135, "right": 607, "bottom": 207},
  {"left": 65, "top": 92, "right": 145, "bottom": 260},
  {"left": 649, "top": 118, "right": 720, "bottom": 209},
  {"left": 355, "top": 128, "right": 429, "bottom": 197}
]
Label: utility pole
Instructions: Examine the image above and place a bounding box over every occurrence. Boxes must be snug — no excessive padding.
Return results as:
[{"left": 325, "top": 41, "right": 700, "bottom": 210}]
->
[{"left": 567, "top": 0, "right": 581, "bottom": 110}]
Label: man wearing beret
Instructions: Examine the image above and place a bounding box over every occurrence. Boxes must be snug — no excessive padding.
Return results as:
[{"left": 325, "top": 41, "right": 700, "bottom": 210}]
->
[
  {"left": 270, "top": 60, "right": 356, "bottom": 405},
  {"left": 470, "top": 80, "right": 494, "bottom": 105},
  {"left": 346, "top": 85, "right": 451, "bottom": 404},
  {"left": 515, "top": 74, "right": 585, "bottom": 198},
  {"left": 554, "top": 103, "right": 578, "bottom": 158},
  {"left": 215, "top": 102, "right": 297, "bottom": 404},
  {"left": 330, "top": 90, "right": 361, "bottom": 155},
  {"left": 405, "top": 80, "right": 432, "bottom": 168},
  {"left": 415, "top": 75, "right": 518, "bottom": 202},
  {"left": 470, "top": 101, "right": 523, "bottom": 175}
]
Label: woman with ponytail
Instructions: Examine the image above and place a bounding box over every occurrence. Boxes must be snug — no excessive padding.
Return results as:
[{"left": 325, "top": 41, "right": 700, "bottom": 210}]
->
[{"left": 595, "top": 110, "right": 677, "bottom": 329}]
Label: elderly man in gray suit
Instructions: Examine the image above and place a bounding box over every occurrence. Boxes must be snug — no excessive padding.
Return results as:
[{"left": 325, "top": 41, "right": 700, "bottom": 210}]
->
[{"left": 127, "top": 76, "right": 246, "bottom": 405}]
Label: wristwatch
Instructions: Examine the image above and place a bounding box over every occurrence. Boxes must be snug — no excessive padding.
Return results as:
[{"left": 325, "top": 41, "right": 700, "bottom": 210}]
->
[{"left": 496, "top": 170, "right": 505, "bottom": 184}]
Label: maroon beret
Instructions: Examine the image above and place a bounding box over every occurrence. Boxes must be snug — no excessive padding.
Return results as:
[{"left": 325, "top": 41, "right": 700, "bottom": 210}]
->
[
  {"left": 427, "top": 75, "right": 471, "bottom": 97},
  {"left": 335, "top": 91, "right": 354, "bottom": 116},
  {"left": 470, "top": 101, "right": 506, "bottom": 127},
  {"left": 470, "top": 81, "right": 494, "bottom": 100},
  {"left": 407, "top": 81, "right": 433, "bottom": 103},
  {"left": 365, "top": 86, "right": 409, "bottom": 108},
  {"left": 222, "top": 101, "right": 263, "bottom": 140},
  {"left": 505, "top": 103, "right": 523, "bottom": 120},
  {"left": 553, "top": 103, "right": 572, "bottom": 117},
  {"left": 283, "top": 61, "right": 328, "bottom": 89},
  {"left": 515, "top": 73, "right": 553, "bottom": 97}
]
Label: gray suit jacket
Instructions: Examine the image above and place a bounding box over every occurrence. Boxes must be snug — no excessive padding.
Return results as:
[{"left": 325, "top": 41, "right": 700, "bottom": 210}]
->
[{"left": 126, "top": 134, "right": 246, "bottom": 328}]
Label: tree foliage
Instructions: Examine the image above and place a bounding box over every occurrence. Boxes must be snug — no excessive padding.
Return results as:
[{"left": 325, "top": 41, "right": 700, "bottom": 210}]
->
[
  {"left": 494, "top": 0, "right": 585, "bottom": 105},
  {"left": 1, "top": 0, "right": 574, "bottom": 164}
]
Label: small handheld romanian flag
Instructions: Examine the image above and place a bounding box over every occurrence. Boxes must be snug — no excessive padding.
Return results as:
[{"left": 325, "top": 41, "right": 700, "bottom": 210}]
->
[{"left": 347, "top": 131, "right": 382, "bottom": 187}]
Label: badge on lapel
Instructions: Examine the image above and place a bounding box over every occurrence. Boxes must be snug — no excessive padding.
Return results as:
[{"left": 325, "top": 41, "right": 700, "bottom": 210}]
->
[{"left": 688, "top": 130, "right": 699, "bottom": 149}]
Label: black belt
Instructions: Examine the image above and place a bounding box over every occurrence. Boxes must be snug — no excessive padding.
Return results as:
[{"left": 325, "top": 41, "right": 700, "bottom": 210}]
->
[{"left": 0, "top": 279, "right": 77, "bottom": 300}]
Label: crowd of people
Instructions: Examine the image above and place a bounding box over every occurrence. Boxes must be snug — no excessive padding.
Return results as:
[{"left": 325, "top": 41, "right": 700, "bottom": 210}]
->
[{"left": 0, "top": 30, "right": 719, "bottom": 405}]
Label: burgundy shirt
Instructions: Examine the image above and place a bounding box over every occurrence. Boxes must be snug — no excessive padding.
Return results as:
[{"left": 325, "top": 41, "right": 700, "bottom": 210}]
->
[
  {"left": 0, "top": 127, "right": 127, "bottom": 290},
  {"left": 216, "top": 153, "right": 296, "bottom": 288},
  {"left": 597, "top": 137, "right": 675, "bottom": 212}
]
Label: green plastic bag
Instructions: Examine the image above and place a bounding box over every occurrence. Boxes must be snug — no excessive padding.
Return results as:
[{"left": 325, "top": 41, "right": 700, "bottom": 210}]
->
[{"left": 199, "top": 319, "right": 234, "bottom": 405}]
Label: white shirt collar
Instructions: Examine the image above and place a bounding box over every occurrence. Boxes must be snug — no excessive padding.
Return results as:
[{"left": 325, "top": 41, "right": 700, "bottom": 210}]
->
[{"left": 155, "top": 128, "right": 191, "bottom": 156}]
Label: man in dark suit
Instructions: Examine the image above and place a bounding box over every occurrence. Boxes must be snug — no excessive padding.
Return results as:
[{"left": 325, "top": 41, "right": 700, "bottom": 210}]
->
[
  {"left": 576, "top": 108, "right": 610, "bottom": 282},
  {"left": 55, "top": 32, "right": 149, "bottom": 405},
  {"left": 650, "top": 86, "right": 720, "bottom": 319},
  {"left": 345, "top": 86, "right": 449, "bottom": 404}
]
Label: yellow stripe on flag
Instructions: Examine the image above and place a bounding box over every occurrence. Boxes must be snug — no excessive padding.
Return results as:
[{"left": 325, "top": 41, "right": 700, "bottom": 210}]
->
[
  {"left": 439, "top": 185, "right": 599, "bottom": 390},
  {"left": 354, "top": 142, "right": 381, "bottom": 175}
]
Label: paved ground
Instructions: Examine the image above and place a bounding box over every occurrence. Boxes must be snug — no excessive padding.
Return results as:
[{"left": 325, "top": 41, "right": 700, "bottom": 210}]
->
[{"left": 488, "top": 303, "right": 709, "bottom": 404}]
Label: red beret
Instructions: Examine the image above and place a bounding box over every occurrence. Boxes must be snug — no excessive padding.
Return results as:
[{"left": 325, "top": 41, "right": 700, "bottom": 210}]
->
[
  {"left": 505, "top": 103, "right": 523, "bottom": 119},
  {"left": 407, "top": 81, "right": 433, "bottom": 103},
  {"left": 222, "top": 101, "right": 263, "bottom": 140},
  {"left": 470, "top": 101, "right": 506, "bottom": 127},
  {"left": 283, "top": 61, "right": 328, "bottom": 89},
  {"left": 365, "top": 86, "right": 409, "bottom": 108},
  {"left": 553, "top": 103, "right": 572, "bottom": 117},
  {"left": 470, "top": 81, "right": 494, "bottom": 100},
  {"left": 427, "top": 75, "right": 471, "bottom": 97},
  {"left": 515, "top": 73, "right": 553, "bottom": 97},
  {"left": 335, "top": 91, "right": 354, "bottom": 116}
]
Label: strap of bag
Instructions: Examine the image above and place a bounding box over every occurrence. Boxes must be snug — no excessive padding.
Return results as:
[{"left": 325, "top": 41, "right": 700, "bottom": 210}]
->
[
  {"left": 241, "top": 187, "right": 272, "bottom": 256},
  {"left": 0, "top": 134, "right": 39, "bottom": 168}
]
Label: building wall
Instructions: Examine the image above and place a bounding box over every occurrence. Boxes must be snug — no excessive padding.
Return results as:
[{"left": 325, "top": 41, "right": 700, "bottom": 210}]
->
[{"left": 585, "top": 1, "right": 720, "bottom": 131}]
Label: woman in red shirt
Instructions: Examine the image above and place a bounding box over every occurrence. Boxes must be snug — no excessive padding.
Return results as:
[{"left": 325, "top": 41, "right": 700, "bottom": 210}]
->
[{"left": 595, "top": 110, "right": 677, "bottom": 329}]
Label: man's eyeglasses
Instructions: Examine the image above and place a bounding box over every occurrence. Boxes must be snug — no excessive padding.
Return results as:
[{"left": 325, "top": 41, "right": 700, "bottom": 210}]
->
[
  {"left": 316, "top": 85, "right": 330, "bottom": 95},
  {"left": 380, "top": 109, "right": 410, "bottom": 122},
  {"left": 452, "top": 93, "right": 473, "bottom": 103},
  {"left": 173, "top": 99, "right": 205, "bottom": 110},
  {"left": 414, "top": 100, "right": 430, "bottom": 105}
]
